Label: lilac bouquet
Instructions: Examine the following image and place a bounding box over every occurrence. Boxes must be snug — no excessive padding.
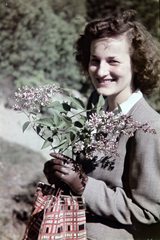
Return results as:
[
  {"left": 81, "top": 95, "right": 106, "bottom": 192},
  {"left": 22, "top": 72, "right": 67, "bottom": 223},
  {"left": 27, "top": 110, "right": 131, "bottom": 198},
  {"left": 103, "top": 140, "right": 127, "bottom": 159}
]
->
[{"left": 13, "top": 84, "right": 156, "bottom": 160}]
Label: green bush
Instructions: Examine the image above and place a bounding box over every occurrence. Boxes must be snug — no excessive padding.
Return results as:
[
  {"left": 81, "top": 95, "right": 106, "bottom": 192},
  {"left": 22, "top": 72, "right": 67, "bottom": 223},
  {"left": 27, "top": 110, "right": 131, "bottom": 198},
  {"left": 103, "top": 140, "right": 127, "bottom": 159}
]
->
[
  {"left": 49, "top": 0, "right": 86, "bottom": 21},
  {"left": 145, "top": 89, "right": 160, "bottom": 113},
  {"left": 0, "top": 0, "right": 86, "bottom": 91}
]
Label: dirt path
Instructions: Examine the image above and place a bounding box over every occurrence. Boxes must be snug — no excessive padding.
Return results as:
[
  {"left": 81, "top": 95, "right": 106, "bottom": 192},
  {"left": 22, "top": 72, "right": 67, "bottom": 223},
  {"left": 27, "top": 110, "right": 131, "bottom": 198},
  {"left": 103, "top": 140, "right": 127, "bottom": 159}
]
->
[{"left": 0, "top": 101, "right": 49, "bottom": 159}]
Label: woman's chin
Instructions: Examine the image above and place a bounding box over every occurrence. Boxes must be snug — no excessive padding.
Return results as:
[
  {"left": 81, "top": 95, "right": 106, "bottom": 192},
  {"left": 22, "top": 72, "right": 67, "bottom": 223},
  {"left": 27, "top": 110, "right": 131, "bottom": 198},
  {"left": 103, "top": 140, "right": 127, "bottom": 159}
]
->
[{"left": 96, "top": 87, "right": 110, "bottom": 97}]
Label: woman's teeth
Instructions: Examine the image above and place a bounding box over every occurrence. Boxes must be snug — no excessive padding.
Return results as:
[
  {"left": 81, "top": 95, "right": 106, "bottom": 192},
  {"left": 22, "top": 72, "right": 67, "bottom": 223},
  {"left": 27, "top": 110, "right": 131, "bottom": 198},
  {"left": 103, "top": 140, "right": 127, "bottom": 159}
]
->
[
  {"left": 98, "top": 78, "right": 116, "bottom": 83},
  {"left": 99, "top": 79, "right": 112, "bottom": 83}
]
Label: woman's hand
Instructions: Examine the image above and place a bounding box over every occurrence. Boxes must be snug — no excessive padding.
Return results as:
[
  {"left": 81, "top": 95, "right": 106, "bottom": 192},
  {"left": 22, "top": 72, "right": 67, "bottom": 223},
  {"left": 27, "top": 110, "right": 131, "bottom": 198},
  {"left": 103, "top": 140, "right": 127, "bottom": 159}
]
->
[{"left": 43, "top": 152, "right": 88, "bottom": 195}]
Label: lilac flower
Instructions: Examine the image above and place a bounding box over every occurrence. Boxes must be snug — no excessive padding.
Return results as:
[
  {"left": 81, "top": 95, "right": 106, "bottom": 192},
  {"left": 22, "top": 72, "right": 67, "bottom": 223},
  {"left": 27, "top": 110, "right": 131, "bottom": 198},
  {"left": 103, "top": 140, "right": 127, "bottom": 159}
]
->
[
  {"left": 74, "top": 111, "right": 156, "bottom": 159},
  {"left": 73, "top": 141, "right": 85, "bottom": 153},
  {"left": 13, "top": 84, "right": 63, "bottom": 113}
]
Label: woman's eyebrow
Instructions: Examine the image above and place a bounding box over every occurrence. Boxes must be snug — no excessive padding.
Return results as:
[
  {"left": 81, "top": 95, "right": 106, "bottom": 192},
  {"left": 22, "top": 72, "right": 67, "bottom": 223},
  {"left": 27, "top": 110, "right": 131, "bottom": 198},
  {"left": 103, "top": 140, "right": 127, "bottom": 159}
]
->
[
  {"left": 90, "top": 54, "right": 98, "bottom": 58},
  {"left": 90, "top": 55, "right": 117, "bottom": 59}
]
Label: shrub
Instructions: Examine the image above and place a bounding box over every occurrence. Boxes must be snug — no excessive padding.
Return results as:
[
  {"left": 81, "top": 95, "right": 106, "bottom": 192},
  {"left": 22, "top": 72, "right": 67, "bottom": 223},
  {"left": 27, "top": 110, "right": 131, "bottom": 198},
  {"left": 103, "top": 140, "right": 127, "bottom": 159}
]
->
[{"left": 0, "top": 0, "right": 86, "bottom": 92}]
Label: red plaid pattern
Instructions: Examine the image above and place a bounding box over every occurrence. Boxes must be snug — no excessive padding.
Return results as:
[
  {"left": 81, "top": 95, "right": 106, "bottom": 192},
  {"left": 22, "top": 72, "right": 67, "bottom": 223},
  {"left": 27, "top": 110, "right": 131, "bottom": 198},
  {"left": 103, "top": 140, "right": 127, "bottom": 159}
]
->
[
  {"left": 23, "top": 182, "right": 87, "bottom": 240},
  {"left": 23, "top": 183, "right": 56, "bottom": 240},
  {"left": 39, "top": 193, "right": 86, "bottom": 240}
]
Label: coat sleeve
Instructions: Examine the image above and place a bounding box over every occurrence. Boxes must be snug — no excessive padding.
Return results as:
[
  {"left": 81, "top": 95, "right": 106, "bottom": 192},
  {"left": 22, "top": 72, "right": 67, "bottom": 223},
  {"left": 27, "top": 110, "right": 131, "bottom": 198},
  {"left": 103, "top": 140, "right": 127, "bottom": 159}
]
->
[{"left": 82, "top": 103, "right": 160, "bottom": 226}]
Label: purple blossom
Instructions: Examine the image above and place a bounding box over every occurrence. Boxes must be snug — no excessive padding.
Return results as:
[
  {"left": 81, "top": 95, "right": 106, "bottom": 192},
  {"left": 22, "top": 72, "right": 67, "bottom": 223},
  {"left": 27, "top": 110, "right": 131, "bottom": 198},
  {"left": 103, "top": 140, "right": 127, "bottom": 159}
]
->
[
  {"left": 13, "top": 84, "right": 63, "bottom": 113},
  {"left": 74, "top": 111, "right": 156, "bottom": 159},
  {"left": 73, "top": 141, "right": 85, "bottom": 153}
]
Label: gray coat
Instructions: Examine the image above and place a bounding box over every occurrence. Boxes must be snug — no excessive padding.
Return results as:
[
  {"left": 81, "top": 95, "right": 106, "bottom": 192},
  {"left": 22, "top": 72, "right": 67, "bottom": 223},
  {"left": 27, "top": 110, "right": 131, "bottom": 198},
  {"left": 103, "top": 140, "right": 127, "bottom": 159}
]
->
[{"left": 82, "top": 91, "right": 160, "bottom": 240}]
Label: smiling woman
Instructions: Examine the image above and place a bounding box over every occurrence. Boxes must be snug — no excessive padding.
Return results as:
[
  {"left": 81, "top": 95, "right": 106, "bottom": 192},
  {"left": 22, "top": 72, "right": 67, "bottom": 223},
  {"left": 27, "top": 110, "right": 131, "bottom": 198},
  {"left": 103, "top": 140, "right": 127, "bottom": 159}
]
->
[{"left": 43, "top": 10, "right": 160, "bottom": 240}]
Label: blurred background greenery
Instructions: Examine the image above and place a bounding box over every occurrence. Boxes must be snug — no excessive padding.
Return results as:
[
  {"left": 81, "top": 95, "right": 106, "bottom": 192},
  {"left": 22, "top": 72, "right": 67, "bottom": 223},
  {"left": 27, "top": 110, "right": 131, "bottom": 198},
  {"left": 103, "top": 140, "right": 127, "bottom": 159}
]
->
[
  {"left": 0, "top": 1, "right": 159, "bottom": 239},
  {"left": 0, "top": 0, "right": 159, "bottom": 110}
]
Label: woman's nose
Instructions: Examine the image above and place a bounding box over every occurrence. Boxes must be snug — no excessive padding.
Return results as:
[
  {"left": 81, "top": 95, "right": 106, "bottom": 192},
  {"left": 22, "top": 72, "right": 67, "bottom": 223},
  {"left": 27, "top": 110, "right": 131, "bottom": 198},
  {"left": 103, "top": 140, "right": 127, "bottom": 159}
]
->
[{"left": 97, "top": 62, "right": 109, "bottom": 77}]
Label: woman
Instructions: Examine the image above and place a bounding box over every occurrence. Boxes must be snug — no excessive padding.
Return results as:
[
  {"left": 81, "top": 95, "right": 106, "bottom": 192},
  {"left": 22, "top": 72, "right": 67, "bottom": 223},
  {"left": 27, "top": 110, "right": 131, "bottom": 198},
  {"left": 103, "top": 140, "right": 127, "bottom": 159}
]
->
[{"left": 43, "top": 10, "right": 160, "bottom": 239}]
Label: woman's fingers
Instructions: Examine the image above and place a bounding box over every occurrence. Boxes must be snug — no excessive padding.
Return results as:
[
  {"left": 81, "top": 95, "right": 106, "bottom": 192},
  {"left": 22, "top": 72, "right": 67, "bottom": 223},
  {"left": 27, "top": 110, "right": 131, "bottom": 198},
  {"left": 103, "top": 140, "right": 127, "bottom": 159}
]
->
[
  {"left": 50, "top": 152, "right": 71, "bottom": 162},
  {"left": 51, "top": 159, "right": 68, "bottom": 165},
  {"left": 44, "top": 159, "right": 67, "bottom": 173},
  {"left": 52, "top": 164, "right": 70, "bottom": 174},
  {"left": 44, "top": 160, "right": 70, "bottom": 176},
  {"left": 44, "top": 153, "right": 74, "bottom": 185}
]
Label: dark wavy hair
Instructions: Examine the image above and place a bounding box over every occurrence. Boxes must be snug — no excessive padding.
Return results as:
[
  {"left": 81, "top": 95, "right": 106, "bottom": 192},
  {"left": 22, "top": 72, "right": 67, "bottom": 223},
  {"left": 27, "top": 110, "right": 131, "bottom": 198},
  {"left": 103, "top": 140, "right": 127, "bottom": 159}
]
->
[{"left": 74, "top": 10, "right": 160, "bottom": 95}]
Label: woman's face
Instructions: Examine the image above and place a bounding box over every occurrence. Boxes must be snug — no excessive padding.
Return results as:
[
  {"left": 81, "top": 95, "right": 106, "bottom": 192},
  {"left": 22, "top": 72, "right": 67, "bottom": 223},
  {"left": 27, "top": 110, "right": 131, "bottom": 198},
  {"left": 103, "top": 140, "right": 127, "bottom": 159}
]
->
[{"left": 88, "top": 35, "right": 134, "bottom": 105}]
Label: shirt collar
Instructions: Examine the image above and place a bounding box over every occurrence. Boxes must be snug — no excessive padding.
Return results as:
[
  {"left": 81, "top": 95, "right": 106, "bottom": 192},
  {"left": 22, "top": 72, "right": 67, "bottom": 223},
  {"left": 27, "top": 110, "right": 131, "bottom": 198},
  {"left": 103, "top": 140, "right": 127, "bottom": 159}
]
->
[{"left": 104, "top": 89, "right": 143, "bottom": 114}]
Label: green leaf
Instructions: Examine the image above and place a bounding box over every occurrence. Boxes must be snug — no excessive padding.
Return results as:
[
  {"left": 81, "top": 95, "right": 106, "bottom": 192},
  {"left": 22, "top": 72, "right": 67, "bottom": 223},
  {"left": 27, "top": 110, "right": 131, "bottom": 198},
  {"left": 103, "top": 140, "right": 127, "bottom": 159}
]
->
[
  {"left": 43, "top": 130, "right": 54, "bottom": 139},
  {"left": 59, "top": 140, "right": 70, "bottom": 152},
  {"left": 83, "top": 137, "right": 91, "bottom": 146},
  {"left": 54, "top": 135, "right": 61, "bottom": 145},
  {"left": 68, "top": 96, "right": 85, "bottom": 110},
  {"left": 69, "top": 126, "right": 78, "bottom": 134},
  {"left": 70, "top": 131, "right": 75, "bottom": 141},
  {"left": 74, "top": 121, "right": 83, "bottom": 128},
  {"left": 61, "top": 115, "right": 72, "bottom": 124},
  {"left": 52, "top": 104, "right": 67, "bottom": 113},
  {"left": 62, "top": 103, "right": 71, "bottom": 111},
  {"left": 36, "top": 126, "right": 41, "bottom": 134},
  {"left": 41, "top": 138, "right": 53, "bottom": 149},
  {"left": 56, "top": 116, "right": 72, "bottom": 128},
  {"left": 91, "top": 103, "right": 95, "bottom": 109},
  {"left": 71, "top": 138, "right": 79, "bottom": 147},
  {"left": 80, "top": 115, "right": 87, "bottom": 122},
  {"left": 52, "top": 111, "right": 60, "bottom": 125},
  {"left": 96, "top": 94, "right": 105, "bottom": 114},
  {"left": 99, "top": 109, "right": 104, "bottom": 116},
  {"left": 22, "top": 121, "right": 30, "bottom": 132},
  {"left": 48, "top": 101, "right": 67, "bottom": 113},
  {"left": 117, "top": 103, "right": 122, "bottom": 113},
  {"left": 70, "top": 130, "right": 79, "bottom": 143},
  {"left": 52, "top": 139, "right": 69, "bottom": 151},
  {"left": 57, "top": 121, "right": 68, "bottom": 129},
  {"left": 47, "top": 101, "right": 61, "bottom": 108},
  {"left": 35, "top": 118, "right": 54, "bottom": 128},
  {"left": 61, "top": 135, "right": 68, "bottom": 141},
  {"left": 81, "top": 126, "right": 91, "bottom": 134},
  {"left": 77, "top": 117, "right": 86, "bottom": 125},
  {"left": 50, "top": 102, "right": 71, "bottom": 113},
  {"left": 70, "top": 102, "right": 79, "bottom": 110},
  {"left": 61, "top": 88, "right": 72, "bottom": 96}
]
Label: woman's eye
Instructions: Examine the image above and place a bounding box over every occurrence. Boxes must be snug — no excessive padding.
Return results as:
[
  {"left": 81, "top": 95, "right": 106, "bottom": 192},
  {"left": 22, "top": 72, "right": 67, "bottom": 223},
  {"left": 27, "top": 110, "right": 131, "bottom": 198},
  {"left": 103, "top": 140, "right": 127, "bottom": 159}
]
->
[
  {"left": 90, "top": 59, "right": 99, "bottom": 63},
  {"left": 109, "top": 60, "right": 119, "bottom": 64}
]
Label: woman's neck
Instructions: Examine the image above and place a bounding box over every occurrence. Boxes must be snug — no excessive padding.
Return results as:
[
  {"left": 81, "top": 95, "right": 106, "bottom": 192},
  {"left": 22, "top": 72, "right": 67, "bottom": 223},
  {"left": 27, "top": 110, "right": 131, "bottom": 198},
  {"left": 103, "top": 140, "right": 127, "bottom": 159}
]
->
[{"left": 107, "top": 91, "right": 134, "bottom": 112}]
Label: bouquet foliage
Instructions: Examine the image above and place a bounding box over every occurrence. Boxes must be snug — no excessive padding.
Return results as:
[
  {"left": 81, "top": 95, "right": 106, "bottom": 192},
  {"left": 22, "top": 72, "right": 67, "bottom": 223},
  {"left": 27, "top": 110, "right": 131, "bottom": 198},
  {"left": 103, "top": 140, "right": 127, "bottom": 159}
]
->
[{"left": 13, "top": 84, "right": 156, "bottom": 160}]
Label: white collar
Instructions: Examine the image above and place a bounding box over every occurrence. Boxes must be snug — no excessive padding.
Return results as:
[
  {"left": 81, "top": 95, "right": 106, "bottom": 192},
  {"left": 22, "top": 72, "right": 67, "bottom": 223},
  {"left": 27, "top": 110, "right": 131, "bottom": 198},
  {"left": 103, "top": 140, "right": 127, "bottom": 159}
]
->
[{"left": 104, "top": 89, "right": 143, "bottom": 114}]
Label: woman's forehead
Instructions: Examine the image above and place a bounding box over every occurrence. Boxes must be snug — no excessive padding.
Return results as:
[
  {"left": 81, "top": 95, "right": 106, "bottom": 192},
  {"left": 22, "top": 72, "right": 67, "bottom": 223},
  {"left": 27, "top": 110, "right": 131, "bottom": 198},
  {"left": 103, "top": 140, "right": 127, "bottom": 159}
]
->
[{"left": 90, "top": 35, "right": 130, "bottom": 54}]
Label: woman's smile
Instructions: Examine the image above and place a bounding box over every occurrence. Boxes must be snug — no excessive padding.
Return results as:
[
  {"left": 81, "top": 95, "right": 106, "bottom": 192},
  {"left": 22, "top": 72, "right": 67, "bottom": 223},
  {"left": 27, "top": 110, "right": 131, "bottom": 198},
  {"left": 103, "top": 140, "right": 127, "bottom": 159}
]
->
[{"left": 98, "top": 78, "right": 117, "bottom": 84}]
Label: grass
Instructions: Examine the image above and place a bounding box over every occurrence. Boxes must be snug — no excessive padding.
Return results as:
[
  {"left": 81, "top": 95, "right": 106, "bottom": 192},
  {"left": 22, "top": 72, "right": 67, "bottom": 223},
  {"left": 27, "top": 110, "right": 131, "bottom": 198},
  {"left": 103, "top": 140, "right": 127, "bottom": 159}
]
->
[{"left": 0, "top": 137, "right": 48, "bottom": 240}]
